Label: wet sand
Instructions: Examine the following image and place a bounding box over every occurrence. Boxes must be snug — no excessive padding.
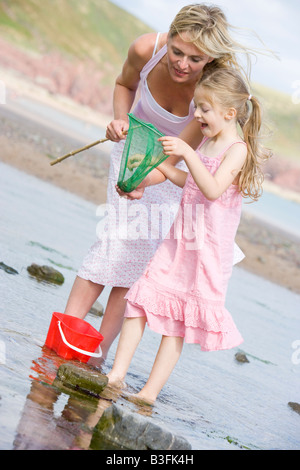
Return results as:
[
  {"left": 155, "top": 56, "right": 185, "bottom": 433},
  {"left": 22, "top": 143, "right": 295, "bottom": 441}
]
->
[
  {"left": 236, "top": 214, "right": 300, "bottom": 294},
  {"left": 1, "top": 76, "right": 300, "bottom": 294}
]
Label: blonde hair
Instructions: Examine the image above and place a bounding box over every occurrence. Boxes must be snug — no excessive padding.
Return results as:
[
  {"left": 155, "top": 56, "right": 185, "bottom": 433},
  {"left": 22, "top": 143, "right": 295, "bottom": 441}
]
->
[
  {"left": 169, "top": 3, "right": 260, "bottom": 78},
  {"left": 197, "top": 68, "right": 272, "bottom": 201}
]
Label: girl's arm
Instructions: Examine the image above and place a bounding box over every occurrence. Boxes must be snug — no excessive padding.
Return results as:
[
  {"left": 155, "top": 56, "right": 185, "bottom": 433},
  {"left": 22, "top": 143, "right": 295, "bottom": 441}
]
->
[
  {"left": 156, "top": 161, "right": 187, "bottom": 188},
  {"left": 152, "top": 118, "right": 203, "bottom": 185},
  {"left": 159, "top": 136, "right": 247, "bottom": 200}
]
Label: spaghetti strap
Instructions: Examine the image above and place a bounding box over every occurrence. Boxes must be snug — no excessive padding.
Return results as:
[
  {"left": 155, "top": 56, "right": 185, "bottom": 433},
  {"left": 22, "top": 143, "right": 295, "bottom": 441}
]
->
[
  {"left": 197, "top": 137, "right": 209, "bottom": 150},
  {"left": 197, "top": 138, "right": 246, "bottom": 159},
  {"left": 152, "top": 32, "right": 161, "bottom": 57},
  {"left": 218, "top": 141, "right": 247, "bottom": 159}
]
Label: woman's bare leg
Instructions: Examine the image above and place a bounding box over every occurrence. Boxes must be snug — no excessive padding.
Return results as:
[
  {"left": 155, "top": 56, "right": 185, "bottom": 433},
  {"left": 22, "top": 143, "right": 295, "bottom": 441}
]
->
[
  {"left": 64, "top": 278, "right": 131, "bottom": 359},
  {"left": 99, "top": 286, "right": 128, "bottom": 358},
  {"left": 135, "top": 335, "right": 184, "bottom": 404},
  {"left": 107, "top": 317, "right": 146, "bottom": 386},
  {"left": 64, "top": 276, "right": 104, "bottom": 318}
]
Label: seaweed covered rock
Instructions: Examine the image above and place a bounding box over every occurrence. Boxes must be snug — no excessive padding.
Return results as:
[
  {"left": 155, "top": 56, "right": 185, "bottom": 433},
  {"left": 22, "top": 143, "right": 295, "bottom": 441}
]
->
[
  {"left": 90, "top": 404, "right": 192, "bottom": 450},
  {"left": 27, "top": 263, "right": 64, "bottom": 284},
  {"left": 88, "top": 300, "right": 104, "bottom": 317},
  {"left": 53, "top": 362, "right": 108, "bottom": 398}
]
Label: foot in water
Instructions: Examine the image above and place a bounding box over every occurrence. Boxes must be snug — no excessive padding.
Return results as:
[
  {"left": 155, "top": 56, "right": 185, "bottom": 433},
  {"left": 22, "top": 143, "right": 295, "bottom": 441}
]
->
[
  {"left": 122, "top": 392, "right": 154, "bottom": 407},
  {"left": 106, "top": 372, "right": 127, "bottom": 390}
]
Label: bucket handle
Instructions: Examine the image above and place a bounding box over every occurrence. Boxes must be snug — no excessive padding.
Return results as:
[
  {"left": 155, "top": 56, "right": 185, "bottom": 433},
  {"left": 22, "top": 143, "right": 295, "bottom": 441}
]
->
[{"left": 57, "top": 321, "right": 102, "bottom": 358}]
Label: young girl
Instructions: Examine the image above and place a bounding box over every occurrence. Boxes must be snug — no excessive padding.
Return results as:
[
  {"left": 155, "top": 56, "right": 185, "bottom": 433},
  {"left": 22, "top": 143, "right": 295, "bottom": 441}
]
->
[{"left": 106, "top": 68, "right": 271, "bottom": 405}]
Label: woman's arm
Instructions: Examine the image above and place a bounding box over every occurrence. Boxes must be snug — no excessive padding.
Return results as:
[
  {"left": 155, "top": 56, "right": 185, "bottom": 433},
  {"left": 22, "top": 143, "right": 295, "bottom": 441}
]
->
[
  {"left": 115, "top": 161, "right": 187, "bottom": 200},
  {"left": 106, "top": 33, "right": 160, "bottom": 141},
  {"left": 159, "top": 136, "right": 247, "bottom": 200}
]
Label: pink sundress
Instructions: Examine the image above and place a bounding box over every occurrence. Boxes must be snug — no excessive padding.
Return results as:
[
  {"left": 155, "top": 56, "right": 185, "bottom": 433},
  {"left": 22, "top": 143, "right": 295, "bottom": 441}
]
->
[{"left": 124, "top": 138, "right": 245, "bottom": 351}]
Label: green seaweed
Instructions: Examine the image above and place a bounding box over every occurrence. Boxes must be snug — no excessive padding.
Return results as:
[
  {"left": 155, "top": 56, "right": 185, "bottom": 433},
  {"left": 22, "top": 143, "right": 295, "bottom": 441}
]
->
[{"left": 28, "top": 241, "right": 69, "bottom": 259}]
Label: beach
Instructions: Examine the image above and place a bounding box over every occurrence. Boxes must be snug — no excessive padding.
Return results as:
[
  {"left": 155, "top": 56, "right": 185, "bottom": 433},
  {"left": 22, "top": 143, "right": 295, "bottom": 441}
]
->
[
  {"left": 1, "top": 72, "right": 300, "bottom": 295},
  {"left": 1, "top": 72, "right": 300, "bottom": 452}
]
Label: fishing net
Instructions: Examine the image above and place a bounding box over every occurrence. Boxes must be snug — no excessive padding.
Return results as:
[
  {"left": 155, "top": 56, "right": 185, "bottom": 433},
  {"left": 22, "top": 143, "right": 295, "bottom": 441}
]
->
[{"left": 117, "top": 113, "right": 168, "bottom": 192}]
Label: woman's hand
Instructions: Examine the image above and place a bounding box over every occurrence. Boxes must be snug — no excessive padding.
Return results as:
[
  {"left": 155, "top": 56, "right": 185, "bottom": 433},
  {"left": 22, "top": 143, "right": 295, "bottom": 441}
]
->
[
  {"left": 106, "top": 119, "right": 129, "bottom": 142},
  {"left": 115, "top": 184, "right": 145, "bottom": 200}
]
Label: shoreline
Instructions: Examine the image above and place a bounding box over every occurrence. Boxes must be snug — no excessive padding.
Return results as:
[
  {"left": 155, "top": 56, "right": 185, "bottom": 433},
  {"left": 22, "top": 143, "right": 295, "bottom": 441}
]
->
[
  {"left": 1, "top": 77, "right": 300, "bottom": 295},
  {"left": 235, "top": 213, "right": 300, "bottom": 294}
]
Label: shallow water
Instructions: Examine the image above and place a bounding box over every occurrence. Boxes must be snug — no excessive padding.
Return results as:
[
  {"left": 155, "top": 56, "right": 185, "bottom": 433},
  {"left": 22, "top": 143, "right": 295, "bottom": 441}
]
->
[{"left": 1, "top": 161, "right": 300, "bottom": 450}]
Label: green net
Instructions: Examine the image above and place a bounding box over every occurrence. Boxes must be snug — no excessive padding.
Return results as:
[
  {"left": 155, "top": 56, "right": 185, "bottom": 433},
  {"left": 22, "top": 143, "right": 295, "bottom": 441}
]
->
[{"left": 117, "top": 113, "right": 168, "bottom": 193}]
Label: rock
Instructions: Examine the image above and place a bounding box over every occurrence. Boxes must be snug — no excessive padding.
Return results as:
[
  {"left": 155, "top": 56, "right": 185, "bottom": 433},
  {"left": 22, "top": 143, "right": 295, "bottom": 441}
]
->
[
  {"left": 0, "top": 261, "right": 18, "bottom": 275},
  {"left": 288, "top": 402, "right": 300, "bottom": 415},
  {"left": 90, "top": 404, "right": 192, "bottom": 451},
  {"left": 27, "top": 263, "right": 64, "bottom": 284},
  {"left": 53, "top": 362, "right": 108, "bottom": 398},
  {"left": 235, "top": 352, "right": 250, "bottom": 363},
  {"left": 89, "top": 300, "right": 104, "bottom": 317}
]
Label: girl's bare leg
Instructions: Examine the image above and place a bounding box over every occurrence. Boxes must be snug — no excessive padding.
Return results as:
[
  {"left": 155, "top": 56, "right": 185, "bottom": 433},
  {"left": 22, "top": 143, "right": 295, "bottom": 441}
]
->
[
  {"left": 135, "top": 335, "right": 184, "bottom": 404},
  {"left": 107, "top": 317, "right": 147, "bottom": 386}
]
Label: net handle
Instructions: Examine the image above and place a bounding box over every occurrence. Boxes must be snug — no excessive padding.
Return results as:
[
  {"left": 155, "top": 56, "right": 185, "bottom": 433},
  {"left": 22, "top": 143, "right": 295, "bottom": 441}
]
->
[{"left": 50, "top": 130, "right": 128, "bottom": 166}]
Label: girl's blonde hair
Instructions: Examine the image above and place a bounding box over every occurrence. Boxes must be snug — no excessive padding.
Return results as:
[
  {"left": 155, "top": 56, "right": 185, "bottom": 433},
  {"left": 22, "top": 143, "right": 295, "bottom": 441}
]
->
[
  {"left": 169, "top": 3, "right": 261, "bottom": 78},
  {"left": 197, "top": 68, "right": 272, "bottom": 201}
]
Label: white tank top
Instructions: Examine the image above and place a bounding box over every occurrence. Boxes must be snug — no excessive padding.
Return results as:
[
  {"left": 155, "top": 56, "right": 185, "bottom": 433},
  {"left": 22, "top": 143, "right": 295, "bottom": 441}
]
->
[{"left": 132, "top": 33, "right": 195, "bottom": 136}]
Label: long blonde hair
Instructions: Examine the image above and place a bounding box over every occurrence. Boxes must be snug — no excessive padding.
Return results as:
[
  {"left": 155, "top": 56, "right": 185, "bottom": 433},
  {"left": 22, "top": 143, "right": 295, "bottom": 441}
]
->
[
  {"left": 197, "top": 68, "right": 272, "bottom": 201},
  {"left": 169, "top": 3, "right": 267, "bottom": 79}
]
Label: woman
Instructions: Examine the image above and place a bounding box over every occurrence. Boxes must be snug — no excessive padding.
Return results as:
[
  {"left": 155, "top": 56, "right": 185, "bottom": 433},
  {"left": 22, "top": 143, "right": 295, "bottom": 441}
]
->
[{"left": 64, "top": 4, "right": 250, "bottom": 360}]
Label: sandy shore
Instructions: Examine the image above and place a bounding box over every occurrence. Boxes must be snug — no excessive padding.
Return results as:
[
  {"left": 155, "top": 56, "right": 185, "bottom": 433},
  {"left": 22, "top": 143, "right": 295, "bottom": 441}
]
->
[{"left": 1, "top": 76, "right": 300, "bottom": 295}]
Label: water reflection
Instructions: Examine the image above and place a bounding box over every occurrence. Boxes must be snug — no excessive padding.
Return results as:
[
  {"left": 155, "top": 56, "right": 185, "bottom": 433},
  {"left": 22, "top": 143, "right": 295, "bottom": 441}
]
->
[{"left": 13, "top": 347, "right": 118, "bottom": 450}]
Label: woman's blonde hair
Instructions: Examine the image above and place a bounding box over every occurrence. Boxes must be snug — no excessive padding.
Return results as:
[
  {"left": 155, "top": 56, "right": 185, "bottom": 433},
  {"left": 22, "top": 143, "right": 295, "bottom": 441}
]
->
[
  {"left": 169, "top": 3, "right": 263, "bottom": 78},
  {"left": 197, "top": 68, "right": 272, "bottom": 201}
]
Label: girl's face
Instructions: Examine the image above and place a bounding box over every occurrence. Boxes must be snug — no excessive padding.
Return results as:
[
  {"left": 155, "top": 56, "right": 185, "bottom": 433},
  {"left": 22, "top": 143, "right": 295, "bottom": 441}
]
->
[
  {"left": 193, "top": 86, "right": 231, "bottom": 138},
  {"left": 167, "top": 33, "right": 213, "bottom": 84}
]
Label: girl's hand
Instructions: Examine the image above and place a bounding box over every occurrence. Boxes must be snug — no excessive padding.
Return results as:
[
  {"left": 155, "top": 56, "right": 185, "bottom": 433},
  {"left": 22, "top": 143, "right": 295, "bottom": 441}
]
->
[
  {"left": 158, "top": 136, "right": 193, "bottom": 160},
  {"left": 106, "top": 119, "right": 129, "bottom": 142}
]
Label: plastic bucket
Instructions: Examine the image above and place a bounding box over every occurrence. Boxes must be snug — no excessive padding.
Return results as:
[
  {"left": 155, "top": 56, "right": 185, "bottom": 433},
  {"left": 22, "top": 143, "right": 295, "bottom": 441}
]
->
[{"left": 45, "top": 312, "right": 104, "bottom": 363}]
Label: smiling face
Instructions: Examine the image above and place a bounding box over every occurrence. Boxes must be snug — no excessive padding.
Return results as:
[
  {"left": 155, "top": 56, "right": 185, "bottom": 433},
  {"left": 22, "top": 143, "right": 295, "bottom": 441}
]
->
[
  {"left": 167, "top": 32, "right": 213, "bottom": 84},
  {"left": 193, "top": 85, "right": 235, "bottom": 138}
]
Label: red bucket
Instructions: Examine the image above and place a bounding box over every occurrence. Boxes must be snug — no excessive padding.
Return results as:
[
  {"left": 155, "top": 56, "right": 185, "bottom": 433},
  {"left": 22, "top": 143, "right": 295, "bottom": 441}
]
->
[{"left": 45, "top": 312, "right": 104, "bottom": 363}]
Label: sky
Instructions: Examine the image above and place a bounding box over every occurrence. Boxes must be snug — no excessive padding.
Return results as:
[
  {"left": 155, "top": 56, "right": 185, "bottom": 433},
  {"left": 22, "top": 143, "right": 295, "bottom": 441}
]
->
[{"left": 111, "top": 0, "right": 300, "bottom": 98}]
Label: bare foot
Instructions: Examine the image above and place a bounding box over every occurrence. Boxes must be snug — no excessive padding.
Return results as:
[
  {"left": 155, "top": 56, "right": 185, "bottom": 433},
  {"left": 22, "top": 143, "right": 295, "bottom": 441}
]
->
[
  {"left": 123, "top": 392, "right": 154, "bottom": 407},
  {"left": 87, "top": 355, "right": 105, "bottom": 370},
  {"left": 106, "top": 373, "right": 127, "bottom": 390}
]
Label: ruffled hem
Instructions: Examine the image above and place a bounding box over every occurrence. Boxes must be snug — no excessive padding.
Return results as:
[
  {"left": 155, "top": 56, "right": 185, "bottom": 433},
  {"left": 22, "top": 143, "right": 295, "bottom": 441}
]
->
[{"left": 125, "top": 277, "right": 243, "bottom": 351}]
